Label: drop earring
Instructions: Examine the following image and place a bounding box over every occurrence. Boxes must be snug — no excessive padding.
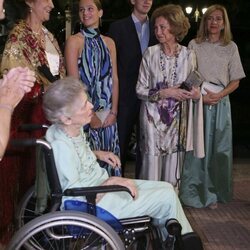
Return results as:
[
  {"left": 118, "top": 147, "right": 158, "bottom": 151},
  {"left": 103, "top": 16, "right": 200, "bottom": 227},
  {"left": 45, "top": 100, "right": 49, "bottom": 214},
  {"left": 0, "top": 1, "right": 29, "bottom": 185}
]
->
[{"left": 99, "top": 16, "right": 102, "bottom": 27}]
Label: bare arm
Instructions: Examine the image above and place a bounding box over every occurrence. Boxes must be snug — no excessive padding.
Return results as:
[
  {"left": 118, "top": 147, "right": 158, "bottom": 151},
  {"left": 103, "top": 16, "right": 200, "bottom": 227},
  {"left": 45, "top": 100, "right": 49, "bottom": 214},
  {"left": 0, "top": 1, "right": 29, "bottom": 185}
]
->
[
  {"left": 64, "top": 33, "right": 83, "bottom": 78},
  {"left": 102, "top": 36, "right": 119, "bottom": 127},
  {"left": 203, "top": 80, "right": 239, "bottom": 105},
  {"left": 0, "top": 67, "right": 35, "bottom": 160},
  {"left": 0, "top": 85, "right": 12, "bottom": 160}
]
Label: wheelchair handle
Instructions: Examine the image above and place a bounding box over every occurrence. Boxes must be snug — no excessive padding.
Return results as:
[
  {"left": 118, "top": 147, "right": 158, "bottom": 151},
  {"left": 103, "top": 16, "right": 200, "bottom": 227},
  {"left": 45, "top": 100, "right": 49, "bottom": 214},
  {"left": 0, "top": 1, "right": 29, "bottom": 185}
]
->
[
  {"left": 18, "top": 124, "right": 49, "bottom": 131},
  {"left": 10, "top": 138, "right": 38, "bottom": 147},
  {"left": 9, "top": 139, "right": 51, "bottom": 149}
]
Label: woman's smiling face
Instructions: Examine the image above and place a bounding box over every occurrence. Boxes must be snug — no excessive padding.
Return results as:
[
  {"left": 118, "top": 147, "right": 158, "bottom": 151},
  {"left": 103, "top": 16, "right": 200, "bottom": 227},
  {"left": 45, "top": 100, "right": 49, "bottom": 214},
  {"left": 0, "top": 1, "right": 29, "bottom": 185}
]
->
[
  {"left": 79, "top": 0, "right": 103, "bottom": 29},
  {"left": 26, "top": 0, "right": 54, "bottom": 23}
]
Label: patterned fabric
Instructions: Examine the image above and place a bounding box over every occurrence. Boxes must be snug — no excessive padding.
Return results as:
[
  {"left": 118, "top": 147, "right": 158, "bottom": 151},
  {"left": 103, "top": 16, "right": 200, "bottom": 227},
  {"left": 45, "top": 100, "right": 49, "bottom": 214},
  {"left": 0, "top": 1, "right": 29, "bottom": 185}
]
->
[
  {"left": 136, "top": 44, "right": 197, "bottom": 184},
  {"left": 0, "top": 20, "right": 65, "bottom": 243},
  {"left": 136, "top": 44, "right": 196, "bottom": 156},
  {"left": 1, "top": 20, "right": 65, "bottom": 135},
  {"left": 78, "top": 28, "right": 120, "bottom": 176},
  {"left": 1, "top": 20, "right": 65, "bottom": 89},
  {"left": 79, "top": 28, "right": 112, "bottom": 111}
]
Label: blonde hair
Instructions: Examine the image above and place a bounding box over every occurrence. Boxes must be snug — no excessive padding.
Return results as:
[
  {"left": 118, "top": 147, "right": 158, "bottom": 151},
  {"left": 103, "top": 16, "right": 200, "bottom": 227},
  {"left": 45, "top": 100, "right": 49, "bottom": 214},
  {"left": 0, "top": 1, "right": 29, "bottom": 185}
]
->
[
  {"left": 151, "top": 4, "right": 190, "bottom": 42},
  {"left": 196, "top": 4, "right": 232, "bottom": 45}
]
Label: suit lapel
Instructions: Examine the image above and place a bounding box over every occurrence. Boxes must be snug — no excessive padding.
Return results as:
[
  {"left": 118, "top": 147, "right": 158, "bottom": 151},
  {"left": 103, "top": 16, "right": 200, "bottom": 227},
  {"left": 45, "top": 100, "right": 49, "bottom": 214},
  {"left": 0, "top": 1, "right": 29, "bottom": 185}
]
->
[{"left": 125, "top": 16, "right": 142, "bottom": 55}]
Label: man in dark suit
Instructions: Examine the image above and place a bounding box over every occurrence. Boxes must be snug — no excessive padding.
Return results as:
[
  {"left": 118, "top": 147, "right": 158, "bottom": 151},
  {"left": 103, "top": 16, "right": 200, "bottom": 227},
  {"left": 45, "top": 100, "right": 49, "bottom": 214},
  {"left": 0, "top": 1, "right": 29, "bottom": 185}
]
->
[{"left": 108, "top": 0, "right": 157, "bottom": 177}]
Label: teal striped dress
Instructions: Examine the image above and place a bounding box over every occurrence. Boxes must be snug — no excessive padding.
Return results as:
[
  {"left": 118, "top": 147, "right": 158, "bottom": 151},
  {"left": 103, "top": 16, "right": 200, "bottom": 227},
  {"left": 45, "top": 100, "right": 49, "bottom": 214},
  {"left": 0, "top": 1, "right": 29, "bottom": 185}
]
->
[{"left": 78, "top": 28, "right": 120, "bottom": 176}]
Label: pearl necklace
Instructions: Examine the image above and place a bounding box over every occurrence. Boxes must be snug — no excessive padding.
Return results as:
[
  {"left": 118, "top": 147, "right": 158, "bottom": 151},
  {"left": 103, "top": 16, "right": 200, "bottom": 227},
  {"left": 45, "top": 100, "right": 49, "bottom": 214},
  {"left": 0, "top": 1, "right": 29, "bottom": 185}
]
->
[{"left": 60, "top": 127, "right": 94, "bottom": 175}]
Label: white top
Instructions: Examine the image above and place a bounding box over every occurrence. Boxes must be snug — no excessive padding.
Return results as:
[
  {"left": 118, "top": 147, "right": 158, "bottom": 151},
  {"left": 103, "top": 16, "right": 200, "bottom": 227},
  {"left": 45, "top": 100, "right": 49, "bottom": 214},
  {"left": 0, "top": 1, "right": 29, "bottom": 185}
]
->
[{"left": 188, "top": 39, "right": 245, "bottom": 86}]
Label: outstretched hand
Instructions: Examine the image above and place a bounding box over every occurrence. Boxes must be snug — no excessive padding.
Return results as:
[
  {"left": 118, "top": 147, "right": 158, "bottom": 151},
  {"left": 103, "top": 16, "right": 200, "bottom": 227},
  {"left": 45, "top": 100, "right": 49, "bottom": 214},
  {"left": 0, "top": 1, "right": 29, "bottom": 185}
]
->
[
  {"left": 0, "top": 67, "right": 35, "bottom": 108},
  {"left": 7, "top": 67, "right": 36, "bottom": 93}
]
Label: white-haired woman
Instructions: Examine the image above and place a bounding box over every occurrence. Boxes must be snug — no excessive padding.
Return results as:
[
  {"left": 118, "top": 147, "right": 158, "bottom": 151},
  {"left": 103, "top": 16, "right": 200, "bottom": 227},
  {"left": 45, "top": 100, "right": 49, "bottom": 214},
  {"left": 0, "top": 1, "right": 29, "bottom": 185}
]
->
[{"left": 43, "top": 76, "right": 193, "bottom": 245}]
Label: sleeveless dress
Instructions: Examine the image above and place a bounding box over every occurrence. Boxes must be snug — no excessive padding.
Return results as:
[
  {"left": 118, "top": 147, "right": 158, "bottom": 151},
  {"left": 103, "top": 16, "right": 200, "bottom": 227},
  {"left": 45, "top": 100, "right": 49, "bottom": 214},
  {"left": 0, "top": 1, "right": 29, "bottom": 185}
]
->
[{"left": 78, "top": 28, "right": 120, "bottom": 176}]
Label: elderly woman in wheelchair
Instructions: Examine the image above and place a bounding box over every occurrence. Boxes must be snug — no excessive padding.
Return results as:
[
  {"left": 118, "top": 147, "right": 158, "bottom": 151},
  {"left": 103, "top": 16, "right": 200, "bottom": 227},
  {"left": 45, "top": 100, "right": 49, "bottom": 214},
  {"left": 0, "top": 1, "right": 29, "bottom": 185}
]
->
[
  {"left": 23, "top": 76, "right": 198, "bottom": 250},
  {"left": 8, "top": 76, "right": 202, "bottom": 249}
]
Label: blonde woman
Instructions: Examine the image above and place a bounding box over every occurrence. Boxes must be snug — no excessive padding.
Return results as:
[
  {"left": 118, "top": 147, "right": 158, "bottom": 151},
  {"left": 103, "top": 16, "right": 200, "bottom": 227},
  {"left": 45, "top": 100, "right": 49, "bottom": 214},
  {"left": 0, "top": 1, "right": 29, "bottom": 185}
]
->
[{"left": 180, "top": 5, "right": 245, "bottom": 209}]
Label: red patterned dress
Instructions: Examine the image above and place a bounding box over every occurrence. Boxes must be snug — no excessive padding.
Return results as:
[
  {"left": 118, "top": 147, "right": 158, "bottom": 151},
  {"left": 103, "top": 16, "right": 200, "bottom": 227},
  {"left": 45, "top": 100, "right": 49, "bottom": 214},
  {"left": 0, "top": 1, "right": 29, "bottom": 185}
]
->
[{"left": 0, "top": 20, "right": 65, "bottom": 244}]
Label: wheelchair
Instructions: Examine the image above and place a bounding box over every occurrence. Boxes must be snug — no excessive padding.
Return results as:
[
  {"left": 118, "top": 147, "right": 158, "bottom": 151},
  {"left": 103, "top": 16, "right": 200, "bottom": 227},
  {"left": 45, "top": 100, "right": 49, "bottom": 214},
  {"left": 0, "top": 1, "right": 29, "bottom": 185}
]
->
[{"left": 8, "top": 134, "right": 162, "bottom": 249}]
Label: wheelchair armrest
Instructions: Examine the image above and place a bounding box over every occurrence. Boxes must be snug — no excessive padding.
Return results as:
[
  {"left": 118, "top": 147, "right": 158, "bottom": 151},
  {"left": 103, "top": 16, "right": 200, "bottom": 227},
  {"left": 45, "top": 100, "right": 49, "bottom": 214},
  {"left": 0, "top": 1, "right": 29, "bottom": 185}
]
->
[
  {"left": 64, "top": 185, "right": 131, "bottom": 196},
  {"left": 64, "top": 185, "right": 132, "bottom": 205}
]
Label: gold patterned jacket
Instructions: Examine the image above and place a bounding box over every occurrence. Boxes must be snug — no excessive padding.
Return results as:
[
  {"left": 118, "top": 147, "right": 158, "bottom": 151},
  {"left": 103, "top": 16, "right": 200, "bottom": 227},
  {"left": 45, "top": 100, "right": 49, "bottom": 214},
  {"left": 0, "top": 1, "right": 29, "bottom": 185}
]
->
[{"left": 1, "top": 20, "right": 65, "bottom": 97}]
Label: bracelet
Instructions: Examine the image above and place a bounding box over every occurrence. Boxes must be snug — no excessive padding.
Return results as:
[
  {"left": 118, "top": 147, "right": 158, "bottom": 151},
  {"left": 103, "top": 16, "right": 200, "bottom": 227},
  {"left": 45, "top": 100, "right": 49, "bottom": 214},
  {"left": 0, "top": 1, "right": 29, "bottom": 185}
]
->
[
  {"left": 149, "top": 91, "right": 160, "bottom": 102},
  {"left": 110, "top": 110, "right": 117, "bottom": 117},
  {"left": 0, "top": 104, "right": 14, "bottom": 113}
]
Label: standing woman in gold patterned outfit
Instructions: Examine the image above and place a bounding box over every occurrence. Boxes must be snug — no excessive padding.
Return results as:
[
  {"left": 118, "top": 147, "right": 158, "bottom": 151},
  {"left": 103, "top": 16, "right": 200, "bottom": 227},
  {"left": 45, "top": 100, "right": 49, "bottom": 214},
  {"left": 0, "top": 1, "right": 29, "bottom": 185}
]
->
[
  {"left": 0, "top": 0, "right": 65, "bottom": 242},
  {"left": 1, "top": 0, "right": 65, "bottom": 132}
]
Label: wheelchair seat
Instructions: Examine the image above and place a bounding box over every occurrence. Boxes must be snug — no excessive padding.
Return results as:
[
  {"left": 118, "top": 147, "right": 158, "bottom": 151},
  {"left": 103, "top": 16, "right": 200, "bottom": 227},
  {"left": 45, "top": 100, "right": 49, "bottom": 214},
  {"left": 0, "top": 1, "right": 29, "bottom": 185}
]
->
[
  {"left": 11, "top": 132, "right": 203, "bottom": 250},
  {"left": 14, "top": 137, "right": 161, "bottom": 249}
]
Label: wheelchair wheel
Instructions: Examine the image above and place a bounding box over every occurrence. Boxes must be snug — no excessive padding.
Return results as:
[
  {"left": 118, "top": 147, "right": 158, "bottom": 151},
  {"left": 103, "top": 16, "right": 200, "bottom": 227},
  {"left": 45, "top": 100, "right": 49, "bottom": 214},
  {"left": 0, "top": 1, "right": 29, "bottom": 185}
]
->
[
  {"left": 15, "top": 185, "right": 44, "bottom": 229},
  {"left": 7, "top": 211, "right": 125, "bottom": 250}
]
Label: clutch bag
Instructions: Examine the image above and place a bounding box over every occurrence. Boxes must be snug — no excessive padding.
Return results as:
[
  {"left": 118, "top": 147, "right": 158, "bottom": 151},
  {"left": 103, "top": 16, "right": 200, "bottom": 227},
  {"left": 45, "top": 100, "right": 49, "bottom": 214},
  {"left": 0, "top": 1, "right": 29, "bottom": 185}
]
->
[
  {"left": 95, "top": 109, "right": 110, "bottom": 123},
  {"left": 201, "top": 81, "right": 224, "bottom": 95},
  {"left": 180, "top": 70, "right": 205, "bottom": 91}
]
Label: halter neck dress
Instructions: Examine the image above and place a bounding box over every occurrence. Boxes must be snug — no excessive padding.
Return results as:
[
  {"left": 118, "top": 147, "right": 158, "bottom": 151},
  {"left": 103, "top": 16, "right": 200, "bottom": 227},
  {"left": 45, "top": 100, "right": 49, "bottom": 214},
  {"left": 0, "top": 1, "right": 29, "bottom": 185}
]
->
[{"left": 78, "top": 28, "right": 120, "bottom": 176}]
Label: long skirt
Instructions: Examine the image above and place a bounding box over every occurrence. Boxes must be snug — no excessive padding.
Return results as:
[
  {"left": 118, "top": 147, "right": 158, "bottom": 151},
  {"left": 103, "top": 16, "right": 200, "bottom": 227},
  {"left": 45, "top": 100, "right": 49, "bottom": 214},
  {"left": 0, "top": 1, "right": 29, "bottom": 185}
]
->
[
  {"left": 179, "top": 96, "right": 233, "bottom": 208},
  {"left": 139, "top": 152, "right": 184, "bottom": 187}
]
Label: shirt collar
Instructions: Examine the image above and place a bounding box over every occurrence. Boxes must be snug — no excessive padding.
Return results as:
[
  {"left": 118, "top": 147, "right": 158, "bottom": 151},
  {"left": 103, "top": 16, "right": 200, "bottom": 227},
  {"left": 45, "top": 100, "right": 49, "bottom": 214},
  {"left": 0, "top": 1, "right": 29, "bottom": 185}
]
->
[{"left": 131, "top": 13, "right": 149, "bottom": 25}]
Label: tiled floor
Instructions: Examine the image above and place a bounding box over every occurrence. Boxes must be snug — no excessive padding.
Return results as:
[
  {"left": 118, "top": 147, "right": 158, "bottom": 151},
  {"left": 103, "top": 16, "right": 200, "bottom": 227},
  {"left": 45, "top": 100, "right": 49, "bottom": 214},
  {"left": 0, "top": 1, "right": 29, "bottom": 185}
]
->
[{"left": 184, "top": 158, "right": 250, "bottom": 250}]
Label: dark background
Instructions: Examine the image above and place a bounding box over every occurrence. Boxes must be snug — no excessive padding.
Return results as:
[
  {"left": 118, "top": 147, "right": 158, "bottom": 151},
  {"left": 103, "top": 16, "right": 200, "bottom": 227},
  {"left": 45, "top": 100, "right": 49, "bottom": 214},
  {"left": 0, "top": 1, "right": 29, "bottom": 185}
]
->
[{"left": 1, "top": 0, "right": 250, "bottom": 156}]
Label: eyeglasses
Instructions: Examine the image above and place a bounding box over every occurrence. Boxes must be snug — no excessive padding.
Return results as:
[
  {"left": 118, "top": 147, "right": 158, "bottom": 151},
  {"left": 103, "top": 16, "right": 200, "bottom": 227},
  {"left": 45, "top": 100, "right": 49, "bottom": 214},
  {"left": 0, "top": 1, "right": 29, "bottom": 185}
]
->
[{"left": 207, "top": 16, "right": 223, "bottom": 23}]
